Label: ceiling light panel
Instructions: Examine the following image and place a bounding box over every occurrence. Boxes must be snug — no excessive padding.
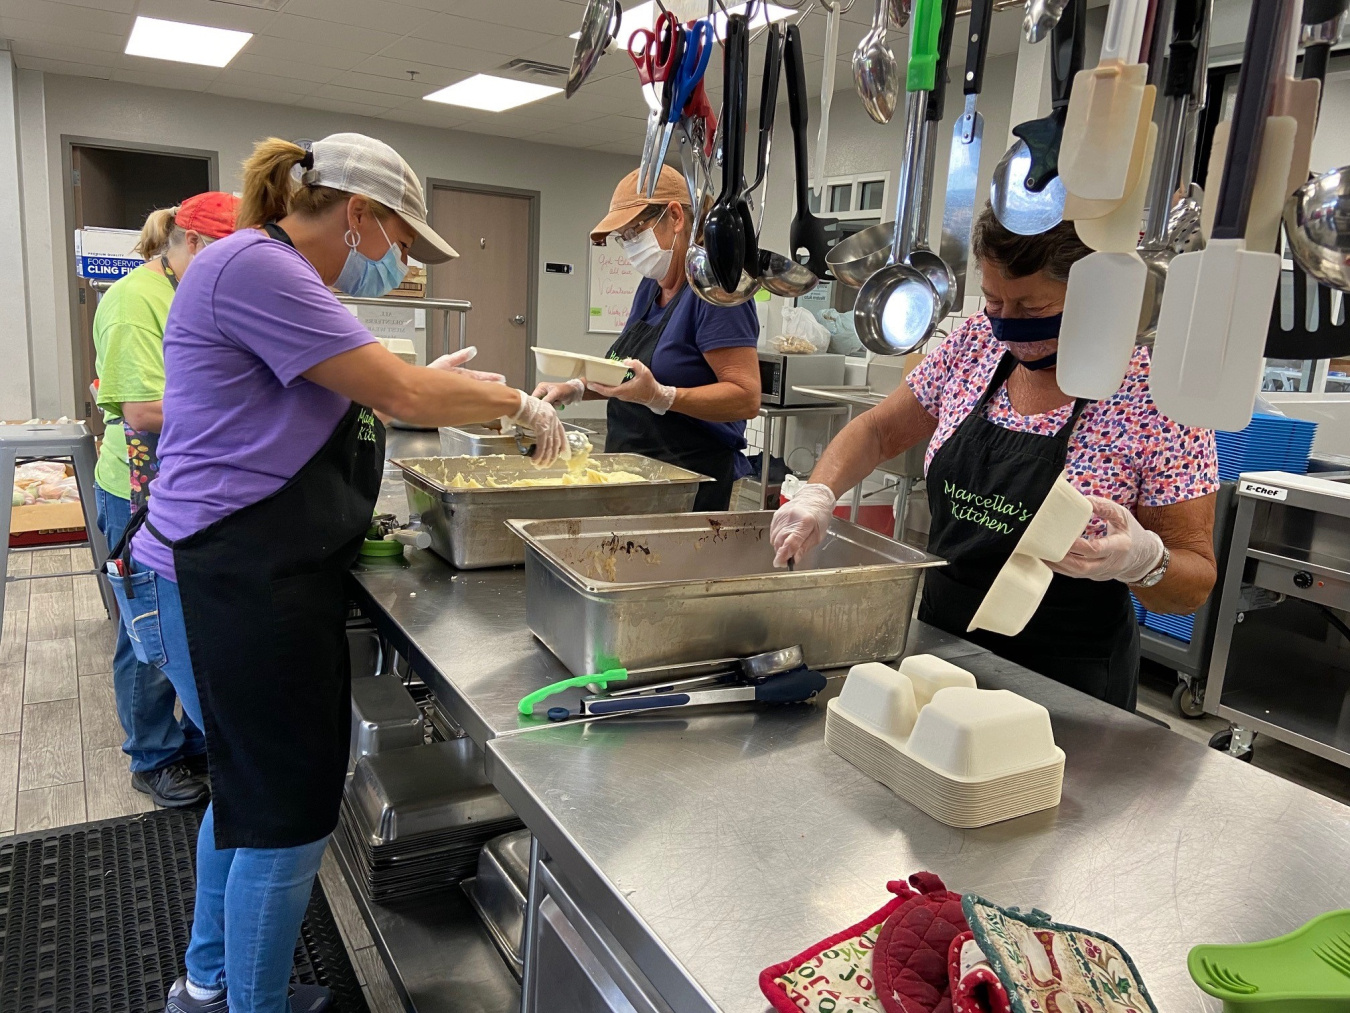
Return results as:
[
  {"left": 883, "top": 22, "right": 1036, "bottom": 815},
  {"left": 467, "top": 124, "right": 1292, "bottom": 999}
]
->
[
  {"left": 125, "top": 16, "right": 252, "bottom": 68},
  {"left": 423, "top": 73, "right": 562, "bottom": 112}
]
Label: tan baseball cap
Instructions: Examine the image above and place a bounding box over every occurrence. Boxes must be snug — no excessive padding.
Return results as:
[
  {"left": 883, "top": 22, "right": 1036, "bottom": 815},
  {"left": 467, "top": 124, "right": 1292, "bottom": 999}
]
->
[
  {"left": 304, "top": 132, "right": 458, "bottom": 263},
  {"left": 590, "top": 165, "right": 691, "bottom": 246}
]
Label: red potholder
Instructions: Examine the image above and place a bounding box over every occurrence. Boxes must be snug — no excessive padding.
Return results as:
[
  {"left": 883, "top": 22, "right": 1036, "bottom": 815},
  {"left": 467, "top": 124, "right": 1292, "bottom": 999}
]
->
[{"left": 874, "top": 872, "right": 970, "bottom": 1013}]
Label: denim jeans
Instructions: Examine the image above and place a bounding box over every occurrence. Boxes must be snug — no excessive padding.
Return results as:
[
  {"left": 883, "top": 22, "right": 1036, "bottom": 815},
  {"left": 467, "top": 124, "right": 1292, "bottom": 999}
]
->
[
  {"left": 94, "top": 485, "right": 204, "bottom": 773},
  {"left": 105, "top": 558, "right": 328, "bottom": 1013}
]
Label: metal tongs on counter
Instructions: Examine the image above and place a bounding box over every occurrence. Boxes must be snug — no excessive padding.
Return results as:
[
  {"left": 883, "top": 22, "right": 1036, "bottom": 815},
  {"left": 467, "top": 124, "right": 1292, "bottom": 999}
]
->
[{"left": 518, "top": 646, "right": 828, "bottom": 722}]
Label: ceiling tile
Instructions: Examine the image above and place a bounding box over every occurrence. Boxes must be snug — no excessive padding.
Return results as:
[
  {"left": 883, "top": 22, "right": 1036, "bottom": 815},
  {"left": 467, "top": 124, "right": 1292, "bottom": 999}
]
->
[
  {"left": 0, "top": 0, "right": 129, "bottom": 35},
  {"left": 588, "top": 138, "right": 648, "bottom": 155},
  {"left": 415, "top": 13, "right": 555, "bottom": 55},
  {"left": 346, "top": 55, "right": 461, "bottom": 90},
  {"left": 327, "top": 70, "right": 431, "bottom": 100},
  {"left": 207, "top": 80, "right": 308, "bottom": 105},
  {"left": 308, "top": 82, "right": 403, "bottom": 111},
  {"left": 133, "top": 0, "right": 279, "bottom": 33},
  {"left": 8, "top": 37, "right": 122, "bottom": 64},
  {"left": 379, "top": 101, "right": 471, "bottom": 130},
  {"left": 0, "top": 18, "right": 128, "bottom": 54},
  {"left": 516, "top": 36, "right": 583, "bottom": 72},
  {"left": 260, "top": 14, "right": 404, "bottom": 56},
  {"left": 277, "top": 0, "right": 435, "bottom": 35},
  {"left": 212, "top": 65, "right": 322, "bottom": 97},
  {"left": 295, "top": 93, "right": 396, "bottom": 116},
  {"left": 242, "top": 34, "right": 368, "bottom": 71},
  {"left": 21, "top": 0, "right": 137, "bottom": 13},
  {"left": 457, "top": 0, "right": 593, "bottom": 37},
  {"left": 227, "top": 51, "right": 345, "bottom": 84},
  {"left": 12, "top": 54, "right": 114, "bottom": 77},
  {"left": 377, "top": 36, "right": 507, "bottom": 74}
]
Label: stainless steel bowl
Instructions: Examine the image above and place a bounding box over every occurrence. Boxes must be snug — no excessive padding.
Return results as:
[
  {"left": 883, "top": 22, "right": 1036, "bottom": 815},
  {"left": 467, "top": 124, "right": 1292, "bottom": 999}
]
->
[
  {"left": 1284, "top": 166, "right": 1350, "bottom": 293},
  {"left": 826, "top": 220, "right": 895, "bottom": 288}
]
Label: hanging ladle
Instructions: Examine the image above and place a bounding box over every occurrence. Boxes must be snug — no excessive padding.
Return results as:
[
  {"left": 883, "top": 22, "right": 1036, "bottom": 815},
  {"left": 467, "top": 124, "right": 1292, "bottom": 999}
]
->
[
  {"left": 684, "top": 118, "right": 762, "bottom": 306},
  {"left": 703, "top": 12, "right": 751, "bottom": 292},
  {"left": 853, "top": 0, "right": 944, "bottom": 355}
]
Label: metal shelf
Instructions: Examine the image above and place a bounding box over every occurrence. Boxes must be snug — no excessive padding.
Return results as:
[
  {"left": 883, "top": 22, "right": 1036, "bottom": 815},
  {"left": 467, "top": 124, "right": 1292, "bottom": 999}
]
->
[{"left": 330, "top": 827, "right": 520, "bottom": 1013}]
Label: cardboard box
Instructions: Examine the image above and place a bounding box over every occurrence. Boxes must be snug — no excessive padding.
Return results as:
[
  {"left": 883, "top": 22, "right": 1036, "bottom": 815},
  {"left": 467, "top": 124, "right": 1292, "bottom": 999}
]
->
[{"left": 11, "top": 501, "right": 86, "bottom": 534}]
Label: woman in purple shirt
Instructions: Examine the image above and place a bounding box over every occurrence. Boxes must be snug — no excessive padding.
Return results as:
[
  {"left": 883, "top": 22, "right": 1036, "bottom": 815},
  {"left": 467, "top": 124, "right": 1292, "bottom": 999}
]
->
[{"left": 104, "top": 133, "right": 566, "bottom": 1013}]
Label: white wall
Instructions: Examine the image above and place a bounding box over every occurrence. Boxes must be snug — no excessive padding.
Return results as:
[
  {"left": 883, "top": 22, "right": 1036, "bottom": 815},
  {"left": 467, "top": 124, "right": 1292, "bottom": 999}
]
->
[
  {"left": 0, "top": 54, "right": 32, "bottom": 419},
  {"left": 17, "top": 72, "right": 638, "bottom": 420}
]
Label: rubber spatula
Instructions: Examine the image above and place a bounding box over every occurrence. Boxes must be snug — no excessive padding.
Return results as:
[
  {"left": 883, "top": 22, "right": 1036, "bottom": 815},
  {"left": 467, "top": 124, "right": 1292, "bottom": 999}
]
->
[
  {"left": 1058, "top": 122, "right": 1157, "bottom": 400},
  {"left": 1059, "top": 0, "right": 1151, "bottom": 204},
  {"left": 1152, "top": 0, "right": 1288, "bottom": 431}
]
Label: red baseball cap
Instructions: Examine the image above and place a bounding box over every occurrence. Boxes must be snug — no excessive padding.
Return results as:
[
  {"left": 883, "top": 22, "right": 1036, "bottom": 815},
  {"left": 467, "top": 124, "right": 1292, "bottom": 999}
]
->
[{"left": 174, "top": 191, "right": 240, "bottom": 240}]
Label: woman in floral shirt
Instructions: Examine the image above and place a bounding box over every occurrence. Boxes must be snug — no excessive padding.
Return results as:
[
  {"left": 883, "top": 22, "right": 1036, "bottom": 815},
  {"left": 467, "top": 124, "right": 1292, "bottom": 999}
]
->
[{"left": 771, "top": 208, "right": 1219, "bottom": 710}]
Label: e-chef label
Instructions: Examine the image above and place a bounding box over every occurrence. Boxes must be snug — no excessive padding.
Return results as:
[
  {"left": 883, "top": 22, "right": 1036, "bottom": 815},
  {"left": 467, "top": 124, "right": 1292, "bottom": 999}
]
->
[{"left": 1238, "top": 479, "right": 1288, "bottom": 501}]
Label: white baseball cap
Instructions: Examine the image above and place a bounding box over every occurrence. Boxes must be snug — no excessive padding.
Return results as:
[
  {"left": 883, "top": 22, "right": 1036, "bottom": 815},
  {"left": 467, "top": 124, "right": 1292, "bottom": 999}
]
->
[{"left": 302, "top": 132, "right": 458, "bottom": 263}]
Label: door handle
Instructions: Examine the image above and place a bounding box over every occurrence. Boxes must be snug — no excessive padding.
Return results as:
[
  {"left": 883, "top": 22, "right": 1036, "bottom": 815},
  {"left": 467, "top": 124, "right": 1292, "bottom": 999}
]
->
[{"left": 511, "top": 314, "right": 526, "bottom": 325}]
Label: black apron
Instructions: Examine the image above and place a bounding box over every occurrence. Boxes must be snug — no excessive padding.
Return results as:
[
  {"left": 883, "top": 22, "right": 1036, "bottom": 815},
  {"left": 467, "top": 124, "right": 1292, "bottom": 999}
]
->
[
  {"left": 604, "top": 284, "right": 740, "bottom": 511},
  {"left": 126, "top": 223, "right": 384, "bottom": 848},
  {"left": 919, "top": 354, "right": 1140, "bottom": 710}
]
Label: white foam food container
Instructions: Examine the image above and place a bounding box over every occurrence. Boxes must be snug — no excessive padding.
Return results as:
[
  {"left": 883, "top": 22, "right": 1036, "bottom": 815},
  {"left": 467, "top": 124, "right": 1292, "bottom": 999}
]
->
[
  {"left": 532, "top": 346, "right": 630, "bottom": 386},
  {"left": 905, "top": 687, "right": 1059, "bottom": 779}
]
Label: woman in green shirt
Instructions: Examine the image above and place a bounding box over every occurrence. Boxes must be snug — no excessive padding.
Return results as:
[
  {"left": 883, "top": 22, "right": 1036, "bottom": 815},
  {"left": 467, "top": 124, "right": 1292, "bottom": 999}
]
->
[{"left": 92, "top": 192, "right": 239, "bottom": 808}]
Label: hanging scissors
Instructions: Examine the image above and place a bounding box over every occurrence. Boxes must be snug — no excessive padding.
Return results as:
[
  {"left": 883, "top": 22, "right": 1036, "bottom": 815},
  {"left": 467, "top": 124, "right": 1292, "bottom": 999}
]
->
[
  {"left": 629, "top": 11, "right": 681, "bottom": 195},
  {"left": 647, "top": 17, "right": 714, "bottom": 197}
]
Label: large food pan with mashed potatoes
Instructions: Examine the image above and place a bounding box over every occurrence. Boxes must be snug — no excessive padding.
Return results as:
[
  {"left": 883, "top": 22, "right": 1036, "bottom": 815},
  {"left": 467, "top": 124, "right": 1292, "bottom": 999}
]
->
[{"left": 396, "top": 454, "right": 712, "bottom": 569}]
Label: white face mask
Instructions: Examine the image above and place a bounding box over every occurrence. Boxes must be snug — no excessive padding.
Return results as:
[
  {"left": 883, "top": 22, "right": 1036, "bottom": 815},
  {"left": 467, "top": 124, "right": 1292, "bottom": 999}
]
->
[{"left": 620, "top": 218, "right": 673, "bottom": 280}]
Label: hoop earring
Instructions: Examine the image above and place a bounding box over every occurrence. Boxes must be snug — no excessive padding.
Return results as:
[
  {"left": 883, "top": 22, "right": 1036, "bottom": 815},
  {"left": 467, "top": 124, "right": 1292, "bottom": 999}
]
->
[{"left": 344, "top": 228, "right": 360, "bottom": 250}]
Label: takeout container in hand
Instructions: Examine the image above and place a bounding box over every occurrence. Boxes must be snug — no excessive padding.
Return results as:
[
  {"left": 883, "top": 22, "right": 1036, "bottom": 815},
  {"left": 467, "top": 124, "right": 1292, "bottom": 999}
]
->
[
  {"left": 826, "top": 656, "right": 1065, "bottom": 828},
  {"left": 533, "top": 346, "right": 630, "bottom": 386}
]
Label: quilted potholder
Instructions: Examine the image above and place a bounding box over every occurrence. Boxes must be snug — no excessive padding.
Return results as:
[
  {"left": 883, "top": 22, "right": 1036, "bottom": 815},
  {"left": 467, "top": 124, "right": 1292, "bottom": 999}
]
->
[
  {"left": 875, "top": 872, "right": 970, "bottom": 1013},
  {"left": 961, "top": 895, "right": 1159, "bottom": 1013},
  {"left": 760, "top": 879, "right": 919, "bottom": 1013}
]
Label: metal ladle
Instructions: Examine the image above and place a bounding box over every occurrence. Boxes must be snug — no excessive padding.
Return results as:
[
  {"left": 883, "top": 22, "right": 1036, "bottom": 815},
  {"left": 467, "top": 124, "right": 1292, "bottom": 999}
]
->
[
  {"left": 683, "top": 121, "right": 762, "bottom": 306},
  {"left": 1284, "top": 166, "right": 1350, "bottom": 294},
  {"left": 853, "top": 0, "right": 901, "bottom": 124}
]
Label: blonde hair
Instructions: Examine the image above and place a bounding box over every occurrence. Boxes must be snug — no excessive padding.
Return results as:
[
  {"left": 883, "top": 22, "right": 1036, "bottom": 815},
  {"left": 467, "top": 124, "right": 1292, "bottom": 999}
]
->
[
  {"left": 237, "top": 137, "right": 392, "bottom": 230},
  {"left": 134, "top": 207, "right": 183, "bottom": 258}
]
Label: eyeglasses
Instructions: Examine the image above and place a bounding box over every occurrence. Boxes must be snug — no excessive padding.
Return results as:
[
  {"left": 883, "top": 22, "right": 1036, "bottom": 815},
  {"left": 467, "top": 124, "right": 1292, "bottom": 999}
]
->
[{"left": 614, "top": 208, "right": 666, "bottom": 245}]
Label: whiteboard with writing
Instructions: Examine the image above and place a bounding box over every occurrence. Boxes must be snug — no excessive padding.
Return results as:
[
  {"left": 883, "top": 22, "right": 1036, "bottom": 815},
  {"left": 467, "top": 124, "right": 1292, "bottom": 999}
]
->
[{"left": 587, "top": 244, "right": 641, "bottom": 334}]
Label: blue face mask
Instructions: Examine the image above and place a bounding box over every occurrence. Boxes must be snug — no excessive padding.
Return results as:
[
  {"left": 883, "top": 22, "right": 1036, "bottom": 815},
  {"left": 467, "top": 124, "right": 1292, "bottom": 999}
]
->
[
  {"left": 335, "top": 218, "right": 408, "bottom": 298},
  {"left": 987, "top": 312, "right": 1061, "bottom": 370}
]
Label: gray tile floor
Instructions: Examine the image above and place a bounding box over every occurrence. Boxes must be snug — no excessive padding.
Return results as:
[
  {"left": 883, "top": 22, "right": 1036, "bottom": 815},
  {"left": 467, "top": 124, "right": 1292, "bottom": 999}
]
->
[
  {"left": 1, "top": 546, "right": 403, "bottom": 1013},
  {"left": 4, "top": 544, "right": 1348, "bottom": 1011}
]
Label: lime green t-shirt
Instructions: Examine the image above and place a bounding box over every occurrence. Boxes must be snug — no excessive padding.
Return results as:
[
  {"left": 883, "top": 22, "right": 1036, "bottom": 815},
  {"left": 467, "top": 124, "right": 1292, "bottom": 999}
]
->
[{"left": 92, "top": 265, "right": 174, "bottom": 501}]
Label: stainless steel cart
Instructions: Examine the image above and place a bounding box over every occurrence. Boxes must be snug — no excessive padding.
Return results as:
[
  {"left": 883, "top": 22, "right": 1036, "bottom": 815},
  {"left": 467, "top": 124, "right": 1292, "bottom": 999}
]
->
[{"left": 1205, "top": 471, "right": 1350, "bottom": 766}]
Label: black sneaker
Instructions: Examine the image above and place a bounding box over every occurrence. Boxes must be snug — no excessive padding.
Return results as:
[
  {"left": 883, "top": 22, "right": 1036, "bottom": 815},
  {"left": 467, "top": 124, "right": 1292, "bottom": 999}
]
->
[
  {"left": 132, "top": 763, "right": 210, "bottom": 808},
  {"left": 289, "top": 983, "right": 332, "bottom": 1012},
  {"left": 164, "top": 976, "right": 227, "bottom": 1013},
  {"left": 182, "top": 751, "right": 209, "bottom": 777}
]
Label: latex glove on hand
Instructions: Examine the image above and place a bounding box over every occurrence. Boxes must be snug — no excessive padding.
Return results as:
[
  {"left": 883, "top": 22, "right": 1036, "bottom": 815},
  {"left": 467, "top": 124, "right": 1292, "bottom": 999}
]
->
[
  {"left": 1047, "top": 495, "right": 1164, "bottom": 585},
  {"left": 532, "top": 378, "right": 586, "bottom": 407},
  {"left": 770, "top": 483, "right": 838, "bottom": 568},
  {"left": 509, "top": 390, "right": 567, "bottom": 468},
  {"left": 587, "top": 359, "right": 676, "bottom": 415},
  {"left": 428, "top": 346, "right": 506, "bottom": 384}
]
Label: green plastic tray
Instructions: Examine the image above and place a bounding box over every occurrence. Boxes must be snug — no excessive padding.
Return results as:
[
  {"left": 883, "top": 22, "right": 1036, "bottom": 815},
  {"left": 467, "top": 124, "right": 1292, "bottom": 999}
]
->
[{"left": 1189, "top": 909, "right": 1350, "bottom": 1013}]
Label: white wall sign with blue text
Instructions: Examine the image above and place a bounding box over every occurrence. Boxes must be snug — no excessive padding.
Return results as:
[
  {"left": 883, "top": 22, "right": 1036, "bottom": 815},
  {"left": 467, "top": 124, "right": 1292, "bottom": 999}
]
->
[{"left": 74, "top": 227, "right": 143, "bottom": 281}]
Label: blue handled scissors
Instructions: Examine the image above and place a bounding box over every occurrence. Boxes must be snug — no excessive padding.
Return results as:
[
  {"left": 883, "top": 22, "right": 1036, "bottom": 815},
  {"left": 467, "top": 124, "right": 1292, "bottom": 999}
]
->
[{"left": 646, "top": 18, "right": 713, "bottom": 198}]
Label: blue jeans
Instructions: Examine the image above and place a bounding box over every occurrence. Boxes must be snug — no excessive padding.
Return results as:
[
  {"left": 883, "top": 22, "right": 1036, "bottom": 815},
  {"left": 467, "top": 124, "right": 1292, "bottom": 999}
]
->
[
  {"left": 105, "top": 559, "right": 327, "bottom": 1013},
  {"left": 95, "top": 485, "right": 204, "bottom": 772}
]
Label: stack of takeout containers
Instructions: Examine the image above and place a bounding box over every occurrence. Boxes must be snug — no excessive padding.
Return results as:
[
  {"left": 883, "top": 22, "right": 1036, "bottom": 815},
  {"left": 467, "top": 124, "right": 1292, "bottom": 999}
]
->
[
  {"left": 339, "top": 740, "right": 523, "bottom": 903},
  {"left": 825, "top": 656, "right": 1065, "bottom": 828}
]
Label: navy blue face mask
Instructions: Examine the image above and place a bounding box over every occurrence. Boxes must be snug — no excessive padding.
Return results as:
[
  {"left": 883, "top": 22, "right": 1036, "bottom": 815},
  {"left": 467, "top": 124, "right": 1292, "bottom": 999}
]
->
[{"left": 987, "top": 312, "right": 1061, "bottom": 371}]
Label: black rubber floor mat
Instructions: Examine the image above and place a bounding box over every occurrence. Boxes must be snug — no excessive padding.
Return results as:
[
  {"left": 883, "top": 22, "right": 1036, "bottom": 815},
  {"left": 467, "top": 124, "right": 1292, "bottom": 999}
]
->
[{"left": 0, "top": 807, "right": 368, "bottom": 1013}]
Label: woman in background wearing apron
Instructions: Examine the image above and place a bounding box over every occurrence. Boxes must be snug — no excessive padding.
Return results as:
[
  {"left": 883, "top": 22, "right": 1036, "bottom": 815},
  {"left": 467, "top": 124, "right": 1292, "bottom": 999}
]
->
[
  {"left": 769, "top": 208, "right": 1221, "bottom": 710},
  {"left": 104, "top": 133, "right": 565, "bottom": 1013},
  {"left": 533, "top": 165, "right": 761, "bottom": 511}
]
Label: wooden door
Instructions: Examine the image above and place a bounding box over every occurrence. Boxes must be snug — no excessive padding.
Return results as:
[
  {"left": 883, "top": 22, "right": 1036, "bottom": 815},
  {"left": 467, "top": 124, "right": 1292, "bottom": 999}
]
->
[
  {"left": 71, "top": 147, "right": 120, "bottom": 431},
  {"left": 428, "top": 187, "right": 533, "bottom": 389}
]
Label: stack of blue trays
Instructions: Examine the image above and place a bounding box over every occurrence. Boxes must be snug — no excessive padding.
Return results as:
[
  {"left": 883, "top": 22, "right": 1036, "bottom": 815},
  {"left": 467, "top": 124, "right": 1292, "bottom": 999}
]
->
[
  {"left": 1214, "top": 413, "right": 1319, "bottom": 481},
  {"left": 1130, "top": 594, "right": 1146, "bottom": 624},
  {"left": 1144, "top": 610, "right": 1196, "bottom": 644}
]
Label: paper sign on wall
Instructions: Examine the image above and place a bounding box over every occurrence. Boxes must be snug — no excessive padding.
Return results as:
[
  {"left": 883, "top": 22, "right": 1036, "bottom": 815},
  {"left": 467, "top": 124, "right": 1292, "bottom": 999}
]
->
[
  {"left": 74, "top": 227, "right": 142, "bottom": 280},
  {"left": 587, "top": 244, "right": 640, "bottom": 334},
  {"left": 356, "top": 303, "right": 417, "bottom": 342}
]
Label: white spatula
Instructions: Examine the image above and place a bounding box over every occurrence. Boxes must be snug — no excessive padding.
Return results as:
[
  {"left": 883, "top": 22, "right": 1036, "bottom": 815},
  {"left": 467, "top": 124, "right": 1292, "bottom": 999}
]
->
[
  {"left": 1058, "top": 0, "right": 1151, "bottom": 204},
  {"left": 1152, "top": 0, "right": 1291, "bottom": 432},
  {"left": 1058, "top": 122, "right": 1157, "bottom": 400}
]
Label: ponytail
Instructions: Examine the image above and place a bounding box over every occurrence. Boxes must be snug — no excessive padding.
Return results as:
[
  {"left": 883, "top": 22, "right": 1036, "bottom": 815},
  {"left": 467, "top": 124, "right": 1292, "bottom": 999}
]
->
[
  {"left": 237, "top": 137, "right": 308, "bottom": 230},
  {"left": 134, "top": 206, "right": 179, "bottom": 258}
]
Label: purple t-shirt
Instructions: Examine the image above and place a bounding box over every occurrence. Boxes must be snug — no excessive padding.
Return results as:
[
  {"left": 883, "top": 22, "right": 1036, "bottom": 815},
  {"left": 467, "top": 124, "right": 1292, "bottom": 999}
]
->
[{"left": 134, "top": 230, "right": 377, "bottom": 579}]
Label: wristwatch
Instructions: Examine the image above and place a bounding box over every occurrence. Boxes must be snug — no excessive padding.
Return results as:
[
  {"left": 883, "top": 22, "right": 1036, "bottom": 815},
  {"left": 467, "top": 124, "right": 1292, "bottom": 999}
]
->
[{"left": 1133, "top": 545, "right": 1171, "bottom": 588}]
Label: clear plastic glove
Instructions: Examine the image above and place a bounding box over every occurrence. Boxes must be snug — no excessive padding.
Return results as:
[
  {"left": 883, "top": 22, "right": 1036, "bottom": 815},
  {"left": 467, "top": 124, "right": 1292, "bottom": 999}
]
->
[
  {"left": 1047, "top": 495, "right": 1164, "bottom": 585},
  {"left": 509, "top": 390, "right": 567, "bottom": 467},
  {"left": 428, "top": 346, "right": 506, "bottom": 384},
  {"left": 769, "top": 483, "right": 838, "bottom": 568},
  {"left": 587, "top": 358, "right": 676, "bottom": 415},
  {"left": 532, "top": 378, "right": 586, "bottom": 407}
]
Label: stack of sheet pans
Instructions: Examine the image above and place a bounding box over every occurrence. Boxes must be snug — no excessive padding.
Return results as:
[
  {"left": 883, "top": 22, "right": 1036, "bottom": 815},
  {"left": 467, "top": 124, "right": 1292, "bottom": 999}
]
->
[{"left": 339, "top": 739, "right": 523, "bottom": 903}]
